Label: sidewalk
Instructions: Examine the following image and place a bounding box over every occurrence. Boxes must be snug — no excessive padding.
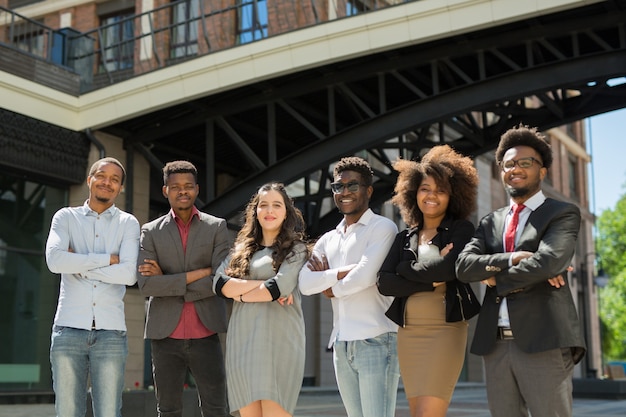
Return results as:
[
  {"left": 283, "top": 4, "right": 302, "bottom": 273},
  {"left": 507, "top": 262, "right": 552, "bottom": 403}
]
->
[{"left": 2, "top": 383, "right": 626, "bottom": 417}]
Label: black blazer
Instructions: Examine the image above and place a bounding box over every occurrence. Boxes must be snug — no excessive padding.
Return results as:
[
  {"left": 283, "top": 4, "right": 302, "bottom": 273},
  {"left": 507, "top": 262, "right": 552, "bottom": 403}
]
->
[
  {"left": 378, "top": 217, "right": 475, "bottom": 326},
  {"left": 455, "top": 198, "right": 586, "bottom": 363}
]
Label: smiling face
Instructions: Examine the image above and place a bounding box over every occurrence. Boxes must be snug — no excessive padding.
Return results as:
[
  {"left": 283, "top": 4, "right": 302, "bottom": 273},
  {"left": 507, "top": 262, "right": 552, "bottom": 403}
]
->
[
  {"left": 256, "top": 189, "right": 287, "bottom": 237},
  {"left": 163, "top": 172, "right": 199, "bottom": 214},
  {"left": 501, "top": 145, "right": 546, "bottom": 203},
  {"left": 86, "top": 162, "right": 123, "bottom": 212},
  {"left": 333, "top": 170, "right": 372, "bottom": 225},
  {"left": 416, "top": 175, "right": 449, "bottom": 225}
]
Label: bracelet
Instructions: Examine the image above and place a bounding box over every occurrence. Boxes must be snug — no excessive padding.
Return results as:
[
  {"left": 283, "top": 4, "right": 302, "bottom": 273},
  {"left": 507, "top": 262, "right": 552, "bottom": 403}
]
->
[{"left": 239, "top": 293, "right": 245, "bottom": 303}]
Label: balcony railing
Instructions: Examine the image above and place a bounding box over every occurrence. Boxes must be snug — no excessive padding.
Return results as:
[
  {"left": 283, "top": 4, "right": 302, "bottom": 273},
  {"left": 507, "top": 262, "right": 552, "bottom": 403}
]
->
[{"left": 1, "top": 1, "right": 411, "bottom": 94}]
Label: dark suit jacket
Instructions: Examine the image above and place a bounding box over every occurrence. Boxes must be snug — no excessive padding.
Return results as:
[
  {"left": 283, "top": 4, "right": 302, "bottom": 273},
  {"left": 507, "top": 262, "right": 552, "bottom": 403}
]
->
[
  {"left": 455, "top": 197, "right": 586, "bottom": 363},
  {"left": 137, "top": 210, "right": 232, "bottom": 339}
]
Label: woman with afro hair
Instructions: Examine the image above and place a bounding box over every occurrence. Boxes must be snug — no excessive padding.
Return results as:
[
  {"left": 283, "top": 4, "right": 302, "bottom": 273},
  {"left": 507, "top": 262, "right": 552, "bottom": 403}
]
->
[{"left": 378, "top": 145, "right": 479, "bottom": 417}]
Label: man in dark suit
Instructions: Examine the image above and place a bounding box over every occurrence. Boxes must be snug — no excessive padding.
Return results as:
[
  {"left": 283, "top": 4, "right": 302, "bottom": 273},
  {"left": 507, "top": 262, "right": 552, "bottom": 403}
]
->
[
  {"left": 137, "top": 160, "right": 231, "bottom": 417},
  {"left": 455, "top": 125, "right": 586, "bottom": 417}
]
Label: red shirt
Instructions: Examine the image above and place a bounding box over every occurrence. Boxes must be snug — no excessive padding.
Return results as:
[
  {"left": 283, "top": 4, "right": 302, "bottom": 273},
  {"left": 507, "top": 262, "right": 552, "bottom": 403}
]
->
[{"left": 169, "top": 207, "right": 215, "bottom": 339}]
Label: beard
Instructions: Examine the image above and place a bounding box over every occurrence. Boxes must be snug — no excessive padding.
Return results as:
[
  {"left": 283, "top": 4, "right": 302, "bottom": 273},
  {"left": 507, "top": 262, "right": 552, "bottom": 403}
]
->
[
  {"left": 506, "top": 185, "right": 530, "bottom": 198},
  {"left": 94, "top": 195, "right": 111, "bottom": 204}
]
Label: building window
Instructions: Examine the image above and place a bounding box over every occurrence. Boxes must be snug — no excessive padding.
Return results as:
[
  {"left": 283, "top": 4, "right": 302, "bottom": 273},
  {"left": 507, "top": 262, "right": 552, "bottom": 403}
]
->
[
  {"left": 237, "top": 0, "right": 268, "bottom": 45},
  {"left": 346, "top": 0, "right": 370, "bottom": 16},
  {"left": 171, "top": 0, "right": 200, "bottom": 59},
  {"left": 8, "top": 0, "right": 43, "bottom": 8},
  {"left": 568, "top": 154, "right": 578, "bottom": 198},
  {"left": 100, "top": 11, "right": 135, "bottom": 72},
  {"left": 0, "top": 173, "right": 66, "bottom": 391},
  {"left": 11, "top": 22, "right": 46, "bottom": 58}
]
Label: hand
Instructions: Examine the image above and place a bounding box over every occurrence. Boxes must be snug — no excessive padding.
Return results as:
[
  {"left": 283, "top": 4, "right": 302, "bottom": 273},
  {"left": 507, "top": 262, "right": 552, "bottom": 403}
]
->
[
  {"left": 432, "top": 281, "right": 445, "bottom": 287},
  {"left": 277, "top": 294, "right": 294, "bottom": 306},
  {"left": 307, "top": 254, "right": 329, "bottom": 272},
  {"left": 481, "top": 277, "right": 496, "bottom": 287},
  {"left": 511, "top": 250, "right": 533, "bottom": 265},
  {"left": 110, "top": 254, "right": 120, "bottom": 265},
  {"left": 138, "top": 259, "right": 163, "bottom": 276},
  {"left": 337, "top": 269, "right": 351, "bottom": 280},
  {"left": 322, "top": 287, "right": 334, "bottom": 298},
  {"left": 440, "top": 243, "right": 453, "bottom": 257},
  {"left": 547, "top": 274, "right": 566, "bottom": 288}
]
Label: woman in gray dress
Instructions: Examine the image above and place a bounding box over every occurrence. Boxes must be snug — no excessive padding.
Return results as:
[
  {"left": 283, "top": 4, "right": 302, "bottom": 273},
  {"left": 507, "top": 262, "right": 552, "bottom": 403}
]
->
[{"left": 213, "top": 182, "right": 309, "bottom": 417}]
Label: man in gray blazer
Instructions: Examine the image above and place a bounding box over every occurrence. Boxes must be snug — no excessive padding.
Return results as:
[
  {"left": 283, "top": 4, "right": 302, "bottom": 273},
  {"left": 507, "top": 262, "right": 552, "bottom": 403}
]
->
[
  {"left": 138, "top": 160, "right": 231, "bottom": 417},
  {"left": 456, "top": 125, "right": 586, "bottom": 417}
]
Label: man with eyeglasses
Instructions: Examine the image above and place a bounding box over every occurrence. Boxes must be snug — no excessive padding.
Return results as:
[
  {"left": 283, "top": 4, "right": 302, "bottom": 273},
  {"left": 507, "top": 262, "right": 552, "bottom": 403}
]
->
[
  {"left": 137, "top": 160, "right": 231, "bottom": 417},
  {"left": 456, "top": 125, "right": 586, "bottom": 417},
  {"left": 299, "top": 156, "right": 400, "bottom": 417}
]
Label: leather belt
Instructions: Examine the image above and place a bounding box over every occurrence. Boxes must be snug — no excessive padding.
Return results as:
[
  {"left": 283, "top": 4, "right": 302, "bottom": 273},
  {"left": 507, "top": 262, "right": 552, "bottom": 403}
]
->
[{"left": 497, "top": 327, "right": 514, "bottom": 340}]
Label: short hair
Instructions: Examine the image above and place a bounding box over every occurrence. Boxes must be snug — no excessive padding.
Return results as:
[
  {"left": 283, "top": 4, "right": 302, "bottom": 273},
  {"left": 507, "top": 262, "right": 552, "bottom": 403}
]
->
[
  {"left": 391, "top": 145, "right": 478, "bottom": 227},
  {"left": 163, "top": 160, "right": 198, "bottom": 185},
  {"left": 495, "top": 125, "right": 553, "bottom": 169},
  {"left": 333, "top": 156, "right": 374, "bottom": 186},
  {"left": 88, "top": 157, "right": 126, "bottom": 185}
]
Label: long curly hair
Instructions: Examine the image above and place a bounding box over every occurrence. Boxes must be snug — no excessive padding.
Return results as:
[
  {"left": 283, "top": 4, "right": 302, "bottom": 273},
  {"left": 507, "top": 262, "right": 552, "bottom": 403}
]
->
[
  {"left": 391, "top": 145, "right": 478, "bottom": 227},
  {"left": 227, "top": 182, "right": 309, "bottom": 277}
]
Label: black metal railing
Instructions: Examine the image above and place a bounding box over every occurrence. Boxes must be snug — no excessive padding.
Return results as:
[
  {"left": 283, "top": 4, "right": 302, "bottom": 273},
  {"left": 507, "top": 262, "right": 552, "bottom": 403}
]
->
[{"left": 1, "top": 1, "right": 412, "bottom": 94}]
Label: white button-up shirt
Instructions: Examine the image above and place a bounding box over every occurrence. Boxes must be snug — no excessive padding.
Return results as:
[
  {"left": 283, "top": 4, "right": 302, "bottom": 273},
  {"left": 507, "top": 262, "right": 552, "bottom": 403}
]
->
[
  {"left": 45, "top": 201, "right": 140, "bottom": 331},
  {"left": 299, "top": 209, "right": 398, "bottom": 348}
]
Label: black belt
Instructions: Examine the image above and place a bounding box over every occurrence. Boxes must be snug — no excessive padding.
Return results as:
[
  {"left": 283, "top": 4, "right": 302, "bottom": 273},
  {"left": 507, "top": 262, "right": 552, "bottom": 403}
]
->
[{"left": 497, "top": 327, "right": 514, "bottom": 340}]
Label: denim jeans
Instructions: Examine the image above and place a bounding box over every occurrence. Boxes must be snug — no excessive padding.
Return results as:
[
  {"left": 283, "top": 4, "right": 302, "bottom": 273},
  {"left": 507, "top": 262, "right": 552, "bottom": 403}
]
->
[
  {"left": 333, "top": 331, "right": 400, "bottom": 417},
  {"left": 50, "top": 326, "right": 127, "bottom": 417},
  {"left": 151, "top": 335, "right": 228, "bottom": 417}
]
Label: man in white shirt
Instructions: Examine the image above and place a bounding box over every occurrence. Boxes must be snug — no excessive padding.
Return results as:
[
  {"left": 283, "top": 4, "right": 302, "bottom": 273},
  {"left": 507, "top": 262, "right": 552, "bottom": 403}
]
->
[
  {"left": 45, "top": 157, "right": 140, "bottom": 417},
  {"left": 299, "top": 156, "right": 399, "bottom": 417}
]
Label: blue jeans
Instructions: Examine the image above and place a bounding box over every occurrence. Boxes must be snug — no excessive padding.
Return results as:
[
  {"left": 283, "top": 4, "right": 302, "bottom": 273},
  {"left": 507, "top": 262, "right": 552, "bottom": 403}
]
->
[
  {"left": 151, "top": 335, "right": 228, "bottom": 417},
  {"left": 333, "top": 331, "right": 400, "bottom": 417},
  {"left": 50, "top": 326, "right": 127, "bottom": 417}
]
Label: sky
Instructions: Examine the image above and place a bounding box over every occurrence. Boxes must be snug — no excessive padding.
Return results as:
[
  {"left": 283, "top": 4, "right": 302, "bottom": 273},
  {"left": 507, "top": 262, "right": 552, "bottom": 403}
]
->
[{"left": 587, "top": 108, "right": 626, "bottom": 215}]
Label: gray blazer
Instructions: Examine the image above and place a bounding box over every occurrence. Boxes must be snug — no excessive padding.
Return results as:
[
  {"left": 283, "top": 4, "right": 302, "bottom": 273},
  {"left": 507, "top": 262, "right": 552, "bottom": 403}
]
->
[
  {"left": 455, "top": 198, "right": 586, "bottom": 363},
  {"left": 137, "top": 210, "right": 232, "bottom": 339}
]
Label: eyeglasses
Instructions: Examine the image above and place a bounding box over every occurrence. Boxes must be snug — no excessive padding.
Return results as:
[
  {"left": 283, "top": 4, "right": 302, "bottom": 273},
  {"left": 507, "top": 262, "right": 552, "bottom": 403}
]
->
[
  {"left": 501, "top": 157, "right": 543, "bottom": 172},
  {"left": 330, "top": 181, "right": 366, "bottom": 194}
]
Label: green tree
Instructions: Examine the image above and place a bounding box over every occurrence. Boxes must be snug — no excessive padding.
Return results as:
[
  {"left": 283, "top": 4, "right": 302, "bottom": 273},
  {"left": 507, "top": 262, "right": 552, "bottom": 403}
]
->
[{"left": 595, "top": 191, "right": 626, "bottom": 360}]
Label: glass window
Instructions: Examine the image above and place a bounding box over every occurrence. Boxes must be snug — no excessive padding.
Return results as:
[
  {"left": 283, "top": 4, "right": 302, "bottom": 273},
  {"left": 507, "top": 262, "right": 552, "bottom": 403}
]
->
[
  {"left": 0, "top": 173, "right": 66, "bottom": 391},
  {"left": 237, "top": 0, "right": 268, "bottom": 45},
  {"left": 346, "top": 0, "right": 370, "bottom": 16},
  {"left": 8, "top": 0, "right": 43, "bottom": 8},
  {"left": 12, "top": 22, "right": 46, "bottom": 58},
  {"left": 171, "top": 0, "right": 200, "bottom": 59},
  {"left": 569, "top": 154, "right": 578, "bottom": 198},
  {"left": 100, "top": 10, "right": 135, "bottom": 72}
]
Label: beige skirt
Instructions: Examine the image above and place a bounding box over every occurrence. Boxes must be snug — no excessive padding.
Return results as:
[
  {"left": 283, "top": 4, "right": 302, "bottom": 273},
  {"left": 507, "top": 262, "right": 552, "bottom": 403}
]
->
[{"left": 397, "top": 284, "right": 468, "bottom": 401}]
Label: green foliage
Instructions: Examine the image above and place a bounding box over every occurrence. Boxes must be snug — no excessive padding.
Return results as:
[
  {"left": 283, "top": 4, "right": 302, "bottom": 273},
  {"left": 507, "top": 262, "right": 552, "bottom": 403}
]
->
[
  {"left": 596, "top": 191, "right": 626, "bottom": 360},
  {"left": 598, "top": 271, "right": 626, "bottom": 360},
  {"left": 596, "top": 196, "right": 626, "bottom": 279}
]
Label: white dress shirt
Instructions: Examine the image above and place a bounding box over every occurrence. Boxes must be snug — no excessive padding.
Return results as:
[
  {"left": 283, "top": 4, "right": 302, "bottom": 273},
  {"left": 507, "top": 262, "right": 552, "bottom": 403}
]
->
[
  {"left": 299, "top": 209, "right": 398, "bottom": 348},
  {"left": 45, "top": 201, "right": 140, "bottom": 331}
]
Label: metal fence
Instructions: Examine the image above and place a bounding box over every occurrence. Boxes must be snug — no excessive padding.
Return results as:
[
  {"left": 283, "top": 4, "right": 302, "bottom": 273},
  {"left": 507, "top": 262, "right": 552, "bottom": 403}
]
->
[{"left": 1, "top": 0, "right": 411, "bottom": 93}]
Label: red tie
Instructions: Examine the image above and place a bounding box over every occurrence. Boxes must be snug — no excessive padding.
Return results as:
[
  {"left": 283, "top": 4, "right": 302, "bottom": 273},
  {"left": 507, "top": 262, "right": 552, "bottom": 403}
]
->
[{"left": 505, "top": 204, "right": 525, "bottom": 252}]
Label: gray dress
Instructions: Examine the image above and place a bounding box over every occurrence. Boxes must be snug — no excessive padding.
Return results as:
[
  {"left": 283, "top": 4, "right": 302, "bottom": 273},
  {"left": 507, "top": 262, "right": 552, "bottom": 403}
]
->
[{"left": 214, "top": 244, "right": 307, "bottom": 416}]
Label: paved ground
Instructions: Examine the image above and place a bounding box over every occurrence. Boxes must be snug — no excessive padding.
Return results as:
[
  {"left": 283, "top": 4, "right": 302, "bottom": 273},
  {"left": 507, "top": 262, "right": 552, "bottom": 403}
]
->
[{"left": 2, "top": 383, "right": 625, "bottom": 416}]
